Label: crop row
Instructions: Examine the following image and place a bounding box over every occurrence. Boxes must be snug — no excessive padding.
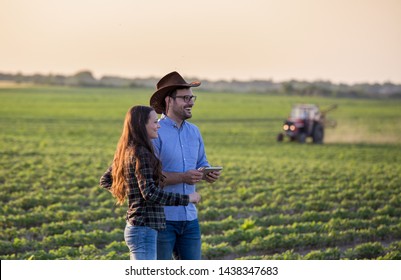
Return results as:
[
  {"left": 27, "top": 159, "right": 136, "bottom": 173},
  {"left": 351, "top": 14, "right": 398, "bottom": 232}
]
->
[
  {"left": 0, "top": 241, "right": 129, "bottom": 260},
  {"left": 2, "top": 231, "right": 400, "bottom": 261},
  {"left": 0, "top": 229, "right": 123, "bottom": 256},
  {"left": 2, "top": 240, "right": 400, "bottom": 260},
  {"left": 201, "top": 226, "right": 401, "bottom": 259},
  {"left": 1, "top": 215, "right": 400, "bottom": 259},
  {"left": 201, "top": 216, "right": 401, "bottom": 240},
  {"left": 237, "top": 240, "right": 401, "bottom": 260}
]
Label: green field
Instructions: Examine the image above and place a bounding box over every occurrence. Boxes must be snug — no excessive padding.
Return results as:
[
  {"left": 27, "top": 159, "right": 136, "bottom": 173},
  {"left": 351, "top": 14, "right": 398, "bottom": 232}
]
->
[{"left": 1, "top": 86, "right": 401, "bottom": 260}]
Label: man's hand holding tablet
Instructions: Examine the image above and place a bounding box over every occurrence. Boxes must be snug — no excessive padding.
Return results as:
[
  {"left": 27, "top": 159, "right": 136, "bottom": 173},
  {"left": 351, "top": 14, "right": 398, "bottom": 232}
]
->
[{"left": 198, "top": 166, "right": 223, "bottom": 183}]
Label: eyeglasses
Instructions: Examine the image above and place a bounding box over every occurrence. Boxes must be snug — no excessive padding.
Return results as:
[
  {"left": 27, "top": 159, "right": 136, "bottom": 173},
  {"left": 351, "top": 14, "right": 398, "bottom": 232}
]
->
[{"left": 173, "top": 95, "right": 197, "bottom": 103}]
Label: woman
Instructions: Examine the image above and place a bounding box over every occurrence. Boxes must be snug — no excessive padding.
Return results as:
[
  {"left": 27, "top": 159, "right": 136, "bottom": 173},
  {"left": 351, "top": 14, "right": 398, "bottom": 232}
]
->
[{"left": 101, "top": 105, "right": 201, "bottom": 260}]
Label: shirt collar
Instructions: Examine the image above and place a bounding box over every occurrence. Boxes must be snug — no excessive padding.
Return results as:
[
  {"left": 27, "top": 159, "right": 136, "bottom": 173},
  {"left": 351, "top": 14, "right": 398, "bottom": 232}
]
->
[{"left": 160, "top": 115, "right": 186, "bottom": 128}]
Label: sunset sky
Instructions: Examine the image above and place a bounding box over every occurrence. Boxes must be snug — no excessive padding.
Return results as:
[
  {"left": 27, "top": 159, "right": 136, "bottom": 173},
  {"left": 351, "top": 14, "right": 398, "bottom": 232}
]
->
[{"left": 1, "top": 0, "right": 401, "bottom": 84}]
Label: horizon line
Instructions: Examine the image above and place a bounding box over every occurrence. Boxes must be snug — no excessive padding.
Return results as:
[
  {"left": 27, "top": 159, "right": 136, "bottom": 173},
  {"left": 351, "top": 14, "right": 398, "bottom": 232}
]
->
[{"left": 1, "top": 69, "right": 400, "bottom": 86}]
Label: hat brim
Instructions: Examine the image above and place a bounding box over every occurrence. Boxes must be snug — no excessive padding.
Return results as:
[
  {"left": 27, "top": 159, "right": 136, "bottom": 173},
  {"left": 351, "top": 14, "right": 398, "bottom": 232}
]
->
[{"left": 150, "top": 82, "right": 201, "bottom": 114}]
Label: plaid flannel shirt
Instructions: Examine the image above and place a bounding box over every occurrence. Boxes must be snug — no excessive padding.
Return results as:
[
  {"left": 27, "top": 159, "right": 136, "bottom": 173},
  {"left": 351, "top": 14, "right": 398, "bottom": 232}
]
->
[{"left": 99, "top": 146, "right": 189, "bottom": 231}]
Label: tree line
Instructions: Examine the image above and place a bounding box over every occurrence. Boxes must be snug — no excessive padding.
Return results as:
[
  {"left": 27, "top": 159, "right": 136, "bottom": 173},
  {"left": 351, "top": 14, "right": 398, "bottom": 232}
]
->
[{"left": 1, "top": 70, "right": 400, "bottom": 98}]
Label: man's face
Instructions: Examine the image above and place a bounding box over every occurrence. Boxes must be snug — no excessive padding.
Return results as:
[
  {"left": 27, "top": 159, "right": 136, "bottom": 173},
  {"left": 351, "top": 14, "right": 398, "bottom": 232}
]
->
[{"left": 167, "top": 88, "right": 195, "bottom": 120}]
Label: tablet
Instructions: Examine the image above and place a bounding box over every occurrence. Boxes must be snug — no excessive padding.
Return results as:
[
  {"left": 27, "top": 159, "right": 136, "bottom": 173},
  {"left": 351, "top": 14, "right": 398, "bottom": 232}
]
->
[{"left": 202, "top": 166, "right": 223, "bottom": 175}]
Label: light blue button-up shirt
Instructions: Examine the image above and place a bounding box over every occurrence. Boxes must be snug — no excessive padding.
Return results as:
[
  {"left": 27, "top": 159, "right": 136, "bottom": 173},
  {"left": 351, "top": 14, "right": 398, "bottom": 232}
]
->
[{"left": 152, "top": 116, "right": 209, "bottom": 221}]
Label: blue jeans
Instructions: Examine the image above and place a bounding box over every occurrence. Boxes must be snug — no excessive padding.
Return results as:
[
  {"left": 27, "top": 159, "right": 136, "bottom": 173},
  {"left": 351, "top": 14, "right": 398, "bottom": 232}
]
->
[
  {"left": 124, "top": 223, "right": 157, "bottom": 260},
  {"left": 157, "top": 219, "right": 201, "bottom": 260}
]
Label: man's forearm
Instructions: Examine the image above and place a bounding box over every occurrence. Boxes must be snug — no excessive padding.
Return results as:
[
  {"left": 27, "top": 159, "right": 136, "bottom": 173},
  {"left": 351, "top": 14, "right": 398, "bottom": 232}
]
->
[
  {"left": 162, "top": 169, "right": 204, "bottom": 186},
  {"left": 162, "top": 171, "right": 184, "bottom": 186}
]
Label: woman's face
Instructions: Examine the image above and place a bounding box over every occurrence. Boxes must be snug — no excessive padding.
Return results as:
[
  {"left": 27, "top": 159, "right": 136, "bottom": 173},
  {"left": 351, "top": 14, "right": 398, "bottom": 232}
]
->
[{"left": 146, "top": 110, "right": 160, "bottom": 139}]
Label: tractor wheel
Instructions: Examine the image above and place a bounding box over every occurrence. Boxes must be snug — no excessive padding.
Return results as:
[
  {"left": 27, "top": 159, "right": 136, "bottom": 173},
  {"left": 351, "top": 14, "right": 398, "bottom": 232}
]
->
[
  {"left": 313, "top": 124, "right": 324, "bottom": 144},
  {"left": 298, "top": 133, "right": 306, "bottom": 143},
  {"left": 277, "top": 133, "right": 284, "bottom": 142}
]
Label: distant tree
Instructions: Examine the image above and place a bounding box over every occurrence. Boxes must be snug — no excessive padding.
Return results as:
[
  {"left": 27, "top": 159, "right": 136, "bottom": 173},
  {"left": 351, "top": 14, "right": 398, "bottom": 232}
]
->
[
  {"left": 15, "top": 72, "right": 24, "bottom": 84},
  {"left": 282, "top": 81, "right": 295, "bottom": 94},
  {"left": 48, "top": 74, "right": 66, "bottom": 85},
  {"left": 66, "top": 71, "right": 98, "bottom": 87}
]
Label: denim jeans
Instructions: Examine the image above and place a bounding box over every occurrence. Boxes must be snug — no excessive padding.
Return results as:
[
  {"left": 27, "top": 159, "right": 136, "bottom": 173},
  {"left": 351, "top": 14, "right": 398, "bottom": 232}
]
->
[
  {"left": 124, "top": 223, "right": 158, "bottom": 260},
  {"left": 157, "top": 219, "right": 201, "bottom": 260}
]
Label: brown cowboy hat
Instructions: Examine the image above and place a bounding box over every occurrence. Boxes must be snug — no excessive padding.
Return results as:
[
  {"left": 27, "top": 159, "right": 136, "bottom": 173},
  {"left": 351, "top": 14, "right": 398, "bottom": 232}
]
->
[{"left": 150, "top": 71, "right": 201, "bottom": 114}]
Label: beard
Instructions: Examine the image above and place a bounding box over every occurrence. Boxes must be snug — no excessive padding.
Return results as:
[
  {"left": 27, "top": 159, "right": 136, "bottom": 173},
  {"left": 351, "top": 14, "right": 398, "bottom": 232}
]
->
[
  {"left": 167, "top": 99, "right": 193, "bottom": 121},
  {"left": 182, "top": 106, "right": 193, "bottom": 119}
]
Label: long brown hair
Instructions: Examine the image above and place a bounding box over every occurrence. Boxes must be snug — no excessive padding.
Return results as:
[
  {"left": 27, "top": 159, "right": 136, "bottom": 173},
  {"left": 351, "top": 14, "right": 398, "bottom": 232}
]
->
[{"left": 111, "top": 105, "right": 162, "bottom": 205}]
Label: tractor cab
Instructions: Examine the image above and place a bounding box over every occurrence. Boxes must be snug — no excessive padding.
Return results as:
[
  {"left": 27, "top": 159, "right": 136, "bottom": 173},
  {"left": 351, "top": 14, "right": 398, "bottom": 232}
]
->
[{"left": 277, "top": 104, "right": 336, "bottom": 143}]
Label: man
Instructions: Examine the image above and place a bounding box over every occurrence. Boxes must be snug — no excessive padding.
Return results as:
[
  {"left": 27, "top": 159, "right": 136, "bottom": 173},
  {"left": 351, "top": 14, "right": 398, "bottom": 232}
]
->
[{"left": 150, "top": 71, "right": 221, "bottom": 260}]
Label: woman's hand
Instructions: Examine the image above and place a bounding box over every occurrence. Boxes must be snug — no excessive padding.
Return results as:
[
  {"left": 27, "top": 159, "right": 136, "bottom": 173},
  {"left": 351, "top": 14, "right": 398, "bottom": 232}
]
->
[{"left": 188, "top": 192, "right": 201, "bottom": 204}]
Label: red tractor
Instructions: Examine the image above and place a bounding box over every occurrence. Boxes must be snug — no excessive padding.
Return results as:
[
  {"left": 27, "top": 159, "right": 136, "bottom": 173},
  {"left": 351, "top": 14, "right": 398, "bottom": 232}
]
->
[{"left": 277, "top": 104, "right": 337, "bottom": 143}]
